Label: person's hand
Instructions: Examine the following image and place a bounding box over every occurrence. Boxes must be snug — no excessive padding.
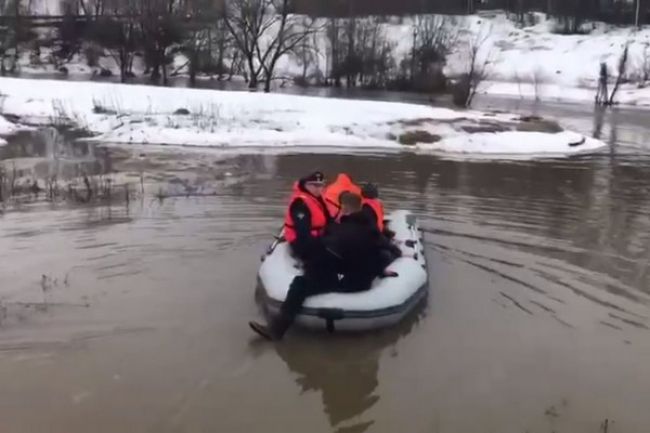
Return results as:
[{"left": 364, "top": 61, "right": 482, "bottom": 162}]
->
[{"left": 380, "top": 270, "right": 399, "bottom": 278}]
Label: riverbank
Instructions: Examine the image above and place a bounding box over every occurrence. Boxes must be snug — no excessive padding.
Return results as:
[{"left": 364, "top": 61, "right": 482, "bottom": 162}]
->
[{"left": 0, "top": 77, "right": 605, "bottom": 157}]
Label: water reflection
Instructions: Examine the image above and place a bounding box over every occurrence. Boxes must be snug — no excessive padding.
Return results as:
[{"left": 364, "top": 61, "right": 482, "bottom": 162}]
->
[
  {"left": 0, "top": 127, "right": 105, "bottom": 180},
  {"left": 275, "top": 309, "right": 423, "bottom": 433}
]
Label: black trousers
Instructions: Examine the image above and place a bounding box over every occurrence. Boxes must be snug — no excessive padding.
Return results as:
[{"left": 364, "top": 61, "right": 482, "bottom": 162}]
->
[{"left": 272, "top": 249, "right": 376, "bottom": 337}]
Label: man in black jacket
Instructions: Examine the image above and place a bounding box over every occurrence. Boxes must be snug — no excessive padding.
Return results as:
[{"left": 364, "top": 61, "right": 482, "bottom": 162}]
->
[
  {"left": 250, "top": 172, "right": 339, "bottom": 341},
  {"left": 326, "top": 192, "right": 400, "bottom": 293}
]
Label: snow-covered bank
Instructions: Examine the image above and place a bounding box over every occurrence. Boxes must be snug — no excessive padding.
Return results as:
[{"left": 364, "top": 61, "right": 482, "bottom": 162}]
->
[
  {"left": 0, "top": 77, "right": 605, "bottom": 157},
  {"left": 449, "top": 13, "right": 650, "bottom": 106},
  {"left": 479, "top": 81, "right": 650, "bottom": 107}
]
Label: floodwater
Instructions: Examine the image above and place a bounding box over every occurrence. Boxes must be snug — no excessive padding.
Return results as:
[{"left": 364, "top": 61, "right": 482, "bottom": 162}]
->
[{"left": 2, "top": 106, "right": 650, "bottom": 433}]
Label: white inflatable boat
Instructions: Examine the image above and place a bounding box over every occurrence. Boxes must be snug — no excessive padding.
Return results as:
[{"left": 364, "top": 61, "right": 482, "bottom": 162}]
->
[{"left": 257, "top": 210, "right": 428, "bottom": 332}]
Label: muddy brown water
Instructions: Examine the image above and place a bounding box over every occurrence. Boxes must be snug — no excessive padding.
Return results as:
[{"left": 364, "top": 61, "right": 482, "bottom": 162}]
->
[{"left": 2, "top": 138, "right": 650, "bottom": 433}]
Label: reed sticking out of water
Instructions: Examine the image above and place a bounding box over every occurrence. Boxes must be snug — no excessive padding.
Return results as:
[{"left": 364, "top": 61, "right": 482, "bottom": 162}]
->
[
  {"left": 0, "top": 301, "right": 7, "bottom": 327},
  {"left": 40, "top": 275, "right": 50, "bottom": 311},
  {"left": 601, "top": 418, "right": 610, "bottom": 433},
  {"left": 0, "top": 169, "right": 137, "bottom": 208},
  {"left": 155, "top": 189, "right": 219, "bottom": 201},
  {"left": 9, "top": 162, "right": 16, "bottom": 197}
]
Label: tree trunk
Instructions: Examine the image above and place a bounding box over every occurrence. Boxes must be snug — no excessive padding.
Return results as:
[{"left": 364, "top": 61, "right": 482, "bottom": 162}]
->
[
  {"left": 13, "top": 0, "right": 20, "bottom": 71},
  {"left": 189, "top": 51, "right": 197, "bottom": 87},
  {"left": 217, "top": 40, "right": 225, "bottom": 81},
  {"left": 247, "top": 55, "right": 257, "bottom": 89},
  {"left": 228, "top": 51, "right": 239, "bottom": 80},
  {"left": 264, "top": 73, "right": 272, "bottom": 92},
  {"left": 162, "top": 62, "right": 168, "bottom": 85}
]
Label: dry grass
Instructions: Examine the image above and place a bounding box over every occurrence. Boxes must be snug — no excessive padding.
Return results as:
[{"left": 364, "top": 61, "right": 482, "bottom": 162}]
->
[
  {"left": 50, "top": 99, "right": 90, "bottom": 131},
  {"left": 0, "top": 168, "right": 136, "bottom": 207},
  {"left": 165, "top": 103, "right": 222, "bottom": 132},
  {"left": 516, "top": 116, "right": 563, "bottom": 133},
  {"left": 398, "top": 130, "right": 442, "bottom": 145}
]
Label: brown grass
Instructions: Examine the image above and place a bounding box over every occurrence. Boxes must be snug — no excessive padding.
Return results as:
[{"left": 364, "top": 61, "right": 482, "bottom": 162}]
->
[{"left": 398, "top": 130, "right": 442, "bottom": 145}]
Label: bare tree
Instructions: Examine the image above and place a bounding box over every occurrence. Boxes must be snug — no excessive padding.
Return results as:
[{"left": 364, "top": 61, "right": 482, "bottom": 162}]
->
[
  {"left": 607, "top": 42, "right": 629, "bottom": 105},
  {"left": 355, "top": 19, "right": 396, "bottom": 88},
  {"left": 0, "top": 0, "right": 36, "bottom": 74},
  {"left": 257, "top": 5, "right": 318, "bottom": 92},
  {"left": 325, "top": 17, "right": 342, "bottom": 86},
  {"left": 290, "top": 16, "right": 319, "bottom": 84},
  {"left": 52, "top": 2, "right": 87, "bottom": 69},
  {"left": 90, "top": 16, "right": 141, "bottom": 82},
  {"left": 454, "top": 24, "right": 492, "bottom": 107},
  {"left": 223, "top": 0, "right": 318, "bottom": 92},
  {"left": 140, "top": 0, "right": 185, "bottom": 85},
  {"left": 410, "top": 15, "right": 458, "bottom": 91},
  {"left": 0, "top": 0, "right": 11, "bottom": 74},
  {"left": 642, "top": 42, "right": 650, "bottom": 83},
  {"left": 212, "top": 18, "right": 235, "bottom": 80},
  {"left": 595, "top": 61, "right": 609, "bottom": 105},
  {"left": 532, "top": 67, "right": 544, "bottom": 101},
  {"left": 77, "top": 0, "right": 109, "bottom": 17},
  {"left": 222, "top": 0, "right": 272, "bottom": 89}
]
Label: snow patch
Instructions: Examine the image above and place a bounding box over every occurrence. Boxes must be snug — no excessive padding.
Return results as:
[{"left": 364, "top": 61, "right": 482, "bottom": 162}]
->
[
  {"left": 0, "top": 77, "right": 606, "bottom": 157},
  {"left": 421, "top": 131, "right": 604, "bottom": 155}
]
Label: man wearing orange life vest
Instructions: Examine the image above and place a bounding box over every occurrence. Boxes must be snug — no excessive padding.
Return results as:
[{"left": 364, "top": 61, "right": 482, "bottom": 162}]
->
[
  {"left": 249, "top": 171, "right": 340, "bottom": 340},
  {"left": 360, "top": 182, "right": 400, "bottom": 272},
  {"left": 323, "top": 173, "right": 362, "bottom": 220},
  {"left": 282, "top": 171, "right": 332, "bottom": 260},
  {"left": 360, "top": 183, "right": 385, "bottom": 233}
]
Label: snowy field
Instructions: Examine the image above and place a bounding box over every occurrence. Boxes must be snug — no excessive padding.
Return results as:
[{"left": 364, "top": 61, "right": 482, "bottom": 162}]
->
[
  {"left": 13, "top": 12, "right": 650, "bottom": 108},
  {"left": 0, "top": 77, "right": 605, "bottom": 157}
]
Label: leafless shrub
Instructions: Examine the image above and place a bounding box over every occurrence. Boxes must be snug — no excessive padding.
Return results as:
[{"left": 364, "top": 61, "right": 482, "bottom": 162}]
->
[
  {"left": 453, "top": 24, "right": 492, "bottom": 108},
  {"left": 50, "top": 99, "right": 89, "bottom": 130},
  {"left": 408, "top": 15, "right": 458, "bottom": 91},
  {"left": 597, "top": 43, "right": 629, "bottom": 106},
  {"left": 532, "top": 67, "right": 545, "bottom": 101},
  {"left": 223, "top": 0, "right": 319, "bottom": 92}
]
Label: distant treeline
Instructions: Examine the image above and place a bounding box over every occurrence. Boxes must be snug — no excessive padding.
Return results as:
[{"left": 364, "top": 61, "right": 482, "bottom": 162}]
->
[{"left": 294, "top": 0, "right": 650, "bottom": 27}]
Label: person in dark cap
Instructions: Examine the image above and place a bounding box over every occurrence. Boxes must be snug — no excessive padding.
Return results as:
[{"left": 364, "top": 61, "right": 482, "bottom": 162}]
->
[
  {"left": 281, "top": 171, "right": 331, "bottom": 261},
  {"left": 250, "top": 171, "right": 339, "bottom": 340}
]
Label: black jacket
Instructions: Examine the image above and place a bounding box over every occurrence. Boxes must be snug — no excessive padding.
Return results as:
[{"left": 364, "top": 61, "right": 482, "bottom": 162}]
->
[{"left": 323, "top": 211, "right": 399, "bottom": 280}]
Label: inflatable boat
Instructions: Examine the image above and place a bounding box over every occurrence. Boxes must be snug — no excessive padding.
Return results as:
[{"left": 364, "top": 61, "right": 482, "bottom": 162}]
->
[{"left": 257, "top": 210, "right": 428, "bottom": 332}]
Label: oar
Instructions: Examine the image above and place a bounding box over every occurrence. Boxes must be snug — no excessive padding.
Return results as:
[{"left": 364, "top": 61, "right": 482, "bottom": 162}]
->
[{"left": 263, "top": 225, "right": 285, "bottom": 258}]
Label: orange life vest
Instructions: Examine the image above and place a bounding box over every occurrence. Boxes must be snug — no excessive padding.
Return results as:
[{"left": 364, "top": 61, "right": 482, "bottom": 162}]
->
[
  {"left": 283, "top": 183, "right": 328, "bottom": 244},
  {"left": 323, "top": 173, "right": 362, "bottom": 219},
  {"left": 363, "top": 198, "right": 385, "bottom": 232}
]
